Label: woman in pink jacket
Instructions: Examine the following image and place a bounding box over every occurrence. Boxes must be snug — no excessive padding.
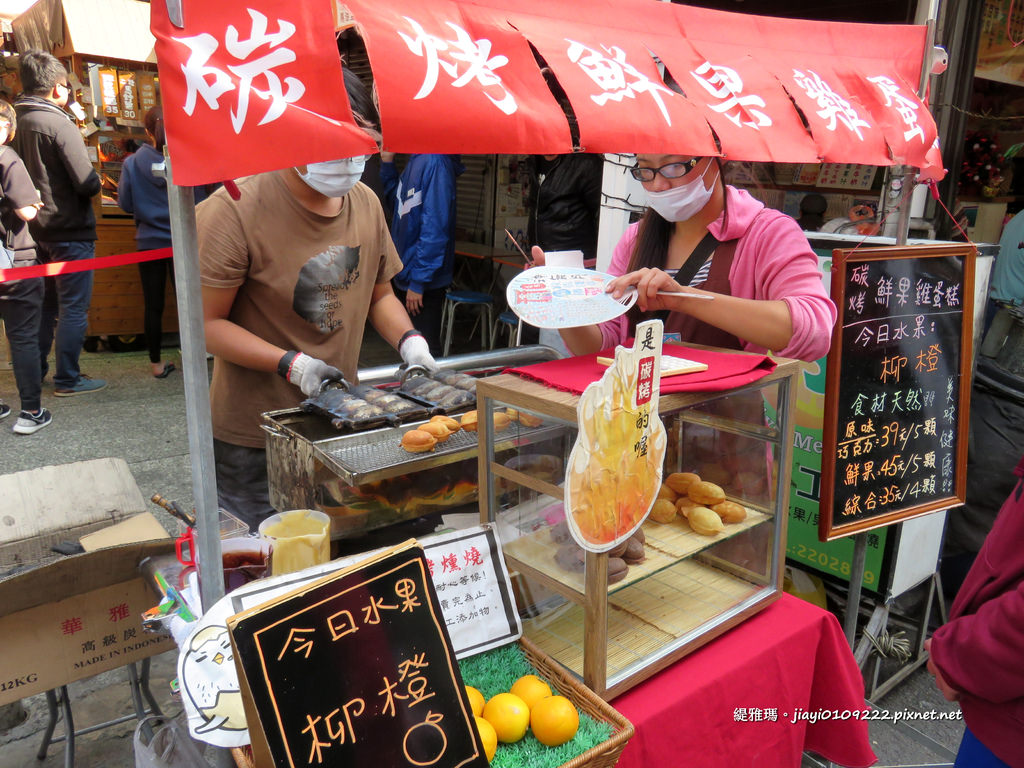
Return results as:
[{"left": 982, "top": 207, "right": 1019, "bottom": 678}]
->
[{"left": 550, "top": 154, "right": 836, "bottom": 362}]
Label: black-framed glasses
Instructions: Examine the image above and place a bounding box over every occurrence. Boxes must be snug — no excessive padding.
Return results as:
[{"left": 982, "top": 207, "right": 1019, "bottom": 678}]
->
[{"left": 629, "top": 158, "right": 700, "bottom": 182}]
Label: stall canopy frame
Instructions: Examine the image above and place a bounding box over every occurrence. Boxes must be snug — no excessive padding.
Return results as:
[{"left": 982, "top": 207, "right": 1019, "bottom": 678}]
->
[{"left": 144, "top": 0, "right": 945, "bottom": 611}]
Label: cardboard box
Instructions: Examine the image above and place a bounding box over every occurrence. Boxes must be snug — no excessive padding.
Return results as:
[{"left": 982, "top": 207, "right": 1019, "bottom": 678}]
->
[
  {"left": 0, "top": 539, "right": 176, "bottom": 706},
  {"left": 0, "top": 458, "right": 147, "bottom": 570},
  {"left": 79, "top": 512, "right": 170, "bottom": 551}
]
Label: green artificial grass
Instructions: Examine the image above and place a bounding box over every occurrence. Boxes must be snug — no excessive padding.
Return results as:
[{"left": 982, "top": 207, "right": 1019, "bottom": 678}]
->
[{"left": 459, "top": 644, "right": 614, "bottom": 768}]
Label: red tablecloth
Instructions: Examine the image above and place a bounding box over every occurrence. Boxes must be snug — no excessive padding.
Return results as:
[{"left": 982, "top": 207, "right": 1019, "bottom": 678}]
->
[
  {"left": 505, "top": 344, "right": 776, "bottom": 395},
  {"left": 612, "top": 594, "right": 876, "bottom": 768}
]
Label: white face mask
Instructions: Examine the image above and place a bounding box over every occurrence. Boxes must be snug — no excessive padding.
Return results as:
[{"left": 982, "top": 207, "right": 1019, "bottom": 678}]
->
[
  {"left": 644, "top": 162, "right": 718, "bottom": 222},
  {"left": 297, "top": 155, "right": 367, "bottom": 198}
]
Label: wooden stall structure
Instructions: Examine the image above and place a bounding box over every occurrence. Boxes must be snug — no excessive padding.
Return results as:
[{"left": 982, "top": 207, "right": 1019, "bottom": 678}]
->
[{"left": 12, "top": 0, "right": 176, "bottom": 341}]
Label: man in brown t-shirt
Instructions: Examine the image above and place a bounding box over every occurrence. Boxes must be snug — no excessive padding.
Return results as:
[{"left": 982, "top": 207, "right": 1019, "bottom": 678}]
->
[{"left": 198, "top": 69, "right": 436, "bottom": 530}]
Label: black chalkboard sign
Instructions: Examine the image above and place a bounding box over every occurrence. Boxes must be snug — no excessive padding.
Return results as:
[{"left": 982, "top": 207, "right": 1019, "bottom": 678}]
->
[
  {"left": 227, "top": 541, "right": 488, "bottom": 768},
  {"left": 820, "top": 244, "right": 975, "bottom": 541}
]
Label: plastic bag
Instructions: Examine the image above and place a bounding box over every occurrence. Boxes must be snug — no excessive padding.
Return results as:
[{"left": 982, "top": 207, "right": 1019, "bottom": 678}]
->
[{"left": 134, "top": 714, "right": 208, "bottom": 768}]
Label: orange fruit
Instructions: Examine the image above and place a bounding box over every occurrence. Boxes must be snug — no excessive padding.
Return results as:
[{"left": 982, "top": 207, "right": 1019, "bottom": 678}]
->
[
  {"left": 473, "top": 715, "right": 497, "bottom": 761},
  {"left": 466, "top": 685, "right": 485, "bottom": 717},
  {"left": 530, "top": 695, "right": 579, "bottom": 747},
  {"left": 510, "top": 674, "right": 552, "bottom": 710},
  {"left": 482, "top": 692, "right": 530, "bottom": 743}
]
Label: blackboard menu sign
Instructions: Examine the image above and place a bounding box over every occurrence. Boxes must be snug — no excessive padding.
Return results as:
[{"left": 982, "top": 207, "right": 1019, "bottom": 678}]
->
[
  {"left": 227, "top": 541, "right": 488, "bottom": 768},
  {"left": 820, "top": 244, "right": 975, "bottom": 541}
]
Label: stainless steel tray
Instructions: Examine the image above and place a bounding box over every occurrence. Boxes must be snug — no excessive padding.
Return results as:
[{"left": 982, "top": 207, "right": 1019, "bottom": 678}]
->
[{"left": 262, "top": 409, "right": 565, "bottom": 486}]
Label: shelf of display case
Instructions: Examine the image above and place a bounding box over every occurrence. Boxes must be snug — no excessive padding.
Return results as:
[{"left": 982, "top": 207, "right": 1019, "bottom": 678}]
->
[
  {"left": 522, "top": 557, "right": 766, "bottom": 688},
  {"left": 501, "top": 507, "right": 771, "bottom": 600}
]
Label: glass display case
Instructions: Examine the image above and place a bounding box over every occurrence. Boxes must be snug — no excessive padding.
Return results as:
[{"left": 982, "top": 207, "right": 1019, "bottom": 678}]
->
[{"left": 476, "top": 360, "right": 800, "bottom": 698}]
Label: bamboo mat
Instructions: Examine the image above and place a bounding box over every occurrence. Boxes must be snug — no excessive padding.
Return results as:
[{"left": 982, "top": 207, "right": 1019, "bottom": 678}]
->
[
  {"left": 503, "top": 508, "right": 770, "bottom": 595},
  {"left": 522, "top": 559, "right": 757, "bottom": 679}
]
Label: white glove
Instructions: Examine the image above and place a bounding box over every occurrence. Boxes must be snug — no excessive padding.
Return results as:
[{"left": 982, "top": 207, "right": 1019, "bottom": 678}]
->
[
  {"left": 281, "top": 351, "right": 343, "bottom": 396},
  {"left": 399, "top": 332, "right": 439, "bottom": 372}
]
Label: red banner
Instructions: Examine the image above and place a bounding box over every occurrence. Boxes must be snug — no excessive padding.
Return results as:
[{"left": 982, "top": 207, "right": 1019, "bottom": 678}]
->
[
  {"left": 349, "top": 0, "right": 571, "bottom": 154},
  {"left": 650, "top": 37, "right": 820, "bottom": 164},
  {"left": 506, "top": 16, "right": 717, "bottom": 156},
  {"left": 151, "top": 0, "right": 944, "bottom": 181},
  {"left": 150, "top": 0, "right": 375, "bottom": 186}
]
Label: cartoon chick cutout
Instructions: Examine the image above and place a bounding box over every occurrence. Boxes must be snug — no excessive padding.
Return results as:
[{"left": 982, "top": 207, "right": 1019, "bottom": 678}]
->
[{"left": 181, "top": 625, "right": 247, "bottom": 733}]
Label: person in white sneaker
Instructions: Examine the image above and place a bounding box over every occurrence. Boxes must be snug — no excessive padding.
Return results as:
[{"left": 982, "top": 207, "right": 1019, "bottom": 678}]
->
[
  {"left": 0, "top": 98, "right": 49, "bottom": 435},
  {"left": 13, "top": 50, "right": 105, "bottom": 397},
  {"left": 12, "top": 406, "right": 51, "bottom": 434}
]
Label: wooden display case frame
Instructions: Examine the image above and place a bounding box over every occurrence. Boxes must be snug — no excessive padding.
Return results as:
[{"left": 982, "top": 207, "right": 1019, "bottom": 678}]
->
[{"left": 477, "top": 360, "right": 801, "bottom": 698}]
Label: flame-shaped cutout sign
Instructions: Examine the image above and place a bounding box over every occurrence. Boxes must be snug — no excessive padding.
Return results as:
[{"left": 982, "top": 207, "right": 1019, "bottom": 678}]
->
[{"left": 564, "top": 321, "right": 668, "bottom": 552}]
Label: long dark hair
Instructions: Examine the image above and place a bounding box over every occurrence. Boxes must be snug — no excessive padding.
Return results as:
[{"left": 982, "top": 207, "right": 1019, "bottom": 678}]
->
[
  {"left": 343, "top": 66, "right": 379, "bottom": 132},
  {"left": 144, "top": 107, "right": 165, "bottom": 151}
]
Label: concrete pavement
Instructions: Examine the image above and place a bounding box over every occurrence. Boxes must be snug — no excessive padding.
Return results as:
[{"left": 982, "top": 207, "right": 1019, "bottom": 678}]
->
[{"left": 0, "top": 342, "right": 965, "bottom": 767}]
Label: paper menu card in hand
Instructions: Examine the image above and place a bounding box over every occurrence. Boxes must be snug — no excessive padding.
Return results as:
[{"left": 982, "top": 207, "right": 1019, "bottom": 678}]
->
[
  {"left": 564, "top": 320, "right": 668, "bottom": 552},
  {"left": 506, "top": 266, "right": 636, "bottom": 329}
]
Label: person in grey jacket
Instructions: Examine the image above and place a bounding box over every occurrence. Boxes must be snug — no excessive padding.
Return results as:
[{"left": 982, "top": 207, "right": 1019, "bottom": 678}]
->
[{"left": 13, "top": 50, "right": 105, "bottom": 396}]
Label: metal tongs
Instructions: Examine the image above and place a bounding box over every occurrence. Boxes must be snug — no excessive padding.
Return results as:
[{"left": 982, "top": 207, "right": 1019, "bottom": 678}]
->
[
  {"left": 314, "top": 374, "right": 351, "bottom": 395},
  {"left": 397, "top": 363, "right": 430, "bottom": 386}
]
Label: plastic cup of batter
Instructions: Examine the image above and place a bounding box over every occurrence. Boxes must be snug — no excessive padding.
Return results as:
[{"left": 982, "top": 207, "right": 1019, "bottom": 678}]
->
[{"left": 258, "top": 509, "right": 331, "bottom": 576}]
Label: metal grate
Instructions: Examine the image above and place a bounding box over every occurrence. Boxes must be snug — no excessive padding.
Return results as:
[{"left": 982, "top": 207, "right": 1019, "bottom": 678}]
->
[
  {"left": 321, "top": 426, "right": 482, "bottom": 477},
  {"left": 310, "top": 420, "right": 565, "bottom": 486}
]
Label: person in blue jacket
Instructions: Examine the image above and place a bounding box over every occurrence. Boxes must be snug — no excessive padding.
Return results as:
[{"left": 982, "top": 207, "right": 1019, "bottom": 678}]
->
[
  {"left": 118, "top": 107, "right": 212, "bottom": 377},
  {"left": 381, "top": 153, "right": 464, "bottom": 355}
]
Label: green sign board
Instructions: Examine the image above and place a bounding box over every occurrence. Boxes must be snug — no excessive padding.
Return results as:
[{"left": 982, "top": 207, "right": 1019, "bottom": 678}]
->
[{"left": 784, "top": 249, "right": 888, "bottom": 591}]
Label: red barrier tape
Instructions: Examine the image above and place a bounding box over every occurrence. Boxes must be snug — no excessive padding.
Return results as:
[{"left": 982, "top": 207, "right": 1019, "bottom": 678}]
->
[{"left": 0, "top": 246, "right": 173, "bottom": 285}]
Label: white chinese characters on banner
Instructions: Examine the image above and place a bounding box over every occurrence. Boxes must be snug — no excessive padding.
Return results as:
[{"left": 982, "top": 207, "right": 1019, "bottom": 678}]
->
[
  {"left": 791, "top": 68, "right": 871, "bottom": 140},
  {"left": 867, "top": 75, "right": 927, "bottom": 143},
  {"left": 174, "top": 9, "right": 308, "bottom": 134},
  {"left": 399, "top": 17, "right": 517, "bottom": 115},
  {"left": 690, "top": 62, "right": 772, "bottom": 130},
  {"left": 565, "top": 40, "right": 675, "bottom": 125}
]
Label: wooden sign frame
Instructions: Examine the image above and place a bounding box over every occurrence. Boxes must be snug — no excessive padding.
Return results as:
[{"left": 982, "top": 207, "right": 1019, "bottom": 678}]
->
[
  {"left": 226, "top": 541, "right": 488, "bottom": 768},
  {"left": 820, "top": 244, "right": 975, "bottom": 541}
]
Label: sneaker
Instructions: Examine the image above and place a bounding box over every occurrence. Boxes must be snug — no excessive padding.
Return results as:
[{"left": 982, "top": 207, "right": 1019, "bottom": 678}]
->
[
  {"left": 13, "top": 408, "right": 52, "bottom": 435},
  {"left": 0, "top": 402, "right": 9, "bottom": 420},
  {"left": 54, "top": 375, "right": 107, "bottom": 397}
]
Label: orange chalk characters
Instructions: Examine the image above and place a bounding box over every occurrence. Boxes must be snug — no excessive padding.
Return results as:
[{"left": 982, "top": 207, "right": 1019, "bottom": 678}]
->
[{"left": 227, "top": 546, "right": 488, "bottom": 768}]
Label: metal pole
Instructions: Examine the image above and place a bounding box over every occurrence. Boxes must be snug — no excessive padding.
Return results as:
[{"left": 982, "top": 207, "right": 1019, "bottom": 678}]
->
[
  {"left": 844, "top": 532, "right": 868, "bottom": 647},
  {"left": 886, "top": 18, "right": 938, "bottom": 247},
  {"left": 161, "top": 155, "right": 225, "bottom": 611}
]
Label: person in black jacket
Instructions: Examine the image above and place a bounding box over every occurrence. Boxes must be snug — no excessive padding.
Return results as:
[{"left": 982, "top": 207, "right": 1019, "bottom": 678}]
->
[
  {"left": 0, "top": 99, "right": 50, "bottom": 434},
  {"left": 528, "top": 153, "right": 603, "bottom": 264},
  {"left": 13, "top": 50, "right": 105, "bottom": 397},
  {"left": 522, "top": 152, "right": 603, "bottom": 345}
]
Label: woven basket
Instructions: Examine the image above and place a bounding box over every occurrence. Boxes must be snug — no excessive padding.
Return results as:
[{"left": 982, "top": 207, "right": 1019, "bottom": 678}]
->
[
  {"left": 518, "top": 634, "right": 634, "bottom": 768},
  {"left": 232, "top": 635, "right": 634, "bottom": 768}
]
